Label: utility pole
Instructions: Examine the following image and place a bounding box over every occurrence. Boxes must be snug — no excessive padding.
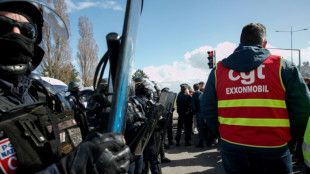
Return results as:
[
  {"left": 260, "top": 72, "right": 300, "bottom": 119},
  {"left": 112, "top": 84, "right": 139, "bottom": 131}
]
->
[{"left": 275, "top": 27, "right": 308, "bottom": 62}]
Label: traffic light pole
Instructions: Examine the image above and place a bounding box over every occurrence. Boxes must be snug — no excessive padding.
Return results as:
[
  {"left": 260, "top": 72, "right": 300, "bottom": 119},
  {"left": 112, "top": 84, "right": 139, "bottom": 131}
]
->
[
  {"left": 213, "top": 50, "right": 216, "bottom": 68},
  {"left": 207, "top": 50, "right": 216, "bottom": 69}
]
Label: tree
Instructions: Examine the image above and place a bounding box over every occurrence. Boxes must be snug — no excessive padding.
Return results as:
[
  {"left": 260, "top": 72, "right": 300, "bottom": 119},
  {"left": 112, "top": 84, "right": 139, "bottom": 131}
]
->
[
  {"left": 38, "top": 0, "right": 74, "bottom": 84},
  {"left": 132, "top": 69, "right": 149, "bottom": 80},
  {"left": 301, "top": 61, "right": 310, "bottom": 77},
  {"left": 66, "top": 64, "right": 79, "bottom": 82},
  {"left": 77, "top": 16, "right": 98, "bottom": 87}
]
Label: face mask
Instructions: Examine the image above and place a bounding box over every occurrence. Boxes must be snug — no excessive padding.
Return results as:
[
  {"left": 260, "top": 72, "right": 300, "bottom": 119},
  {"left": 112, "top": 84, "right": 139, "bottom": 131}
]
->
[{"left": 0, "top": 32, "right": 34, "bottom": 79}]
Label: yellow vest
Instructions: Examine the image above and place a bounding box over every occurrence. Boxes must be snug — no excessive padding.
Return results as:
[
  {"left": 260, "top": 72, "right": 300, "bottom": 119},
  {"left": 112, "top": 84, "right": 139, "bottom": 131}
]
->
[{"left": 303, "top": 118, "right": 310, "bottom": 168}]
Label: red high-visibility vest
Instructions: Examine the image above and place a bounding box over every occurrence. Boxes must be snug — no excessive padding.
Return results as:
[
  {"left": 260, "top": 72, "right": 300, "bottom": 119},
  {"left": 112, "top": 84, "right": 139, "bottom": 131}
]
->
[{"left": 216, "top": 55, "right": 290, "bottom": 148}]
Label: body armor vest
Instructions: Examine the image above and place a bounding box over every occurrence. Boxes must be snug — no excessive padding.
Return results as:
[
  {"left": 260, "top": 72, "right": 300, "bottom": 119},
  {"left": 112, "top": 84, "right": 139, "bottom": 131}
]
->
[{"left": 0, "top": 79, "right": 88, "bottom": 173}]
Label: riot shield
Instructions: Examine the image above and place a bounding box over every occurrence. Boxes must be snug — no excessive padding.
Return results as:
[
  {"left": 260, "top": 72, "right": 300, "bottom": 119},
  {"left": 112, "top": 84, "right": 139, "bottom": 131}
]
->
[
  {"left": 92, "top": 0, "right": 143, "bottom": 133},
  {"left": 107, "top": 0, "right": 143, "bottom": 133},
  {"left": 129, "top": 103, "right": 164, "bottom": 155},
  {"left": 158, "top": 91, "right": 177, "bottom": 119},
  {"left": 155, "top": 91, "right": 177, "bottom": 154}
]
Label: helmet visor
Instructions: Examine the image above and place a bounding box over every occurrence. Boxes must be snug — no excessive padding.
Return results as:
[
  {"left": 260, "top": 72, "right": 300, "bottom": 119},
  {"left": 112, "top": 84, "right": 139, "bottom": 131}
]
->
[{"left": 0, "top": 0, "right": 69, "bottom": 40}]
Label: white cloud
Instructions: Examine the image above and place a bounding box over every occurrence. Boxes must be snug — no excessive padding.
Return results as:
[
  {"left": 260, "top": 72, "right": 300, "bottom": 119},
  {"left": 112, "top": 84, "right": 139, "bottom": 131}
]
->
[
  {"left": 65, "top": 0, "right": 123, "bottom": 13},
  {"left": 142, "top": 42, "right": 237, "bottom": 93},
  {"left": 142, "top": 42, "right": 310, "bottom": 93}
]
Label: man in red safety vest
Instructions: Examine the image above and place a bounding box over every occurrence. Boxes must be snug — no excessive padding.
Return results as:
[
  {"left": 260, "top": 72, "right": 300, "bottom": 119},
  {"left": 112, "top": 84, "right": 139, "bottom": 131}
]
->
[{"left": 200, "top": 23, "right": 310, "bottom": 174}]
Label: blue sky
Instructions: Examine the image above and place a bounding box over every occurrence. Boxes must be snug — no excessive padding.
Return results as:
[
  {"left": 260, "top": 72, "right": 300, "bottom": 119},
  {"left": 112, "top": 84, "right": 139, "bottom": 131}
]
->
[{"left": 65, "top": 0, "right": 310, "bottom": 92}]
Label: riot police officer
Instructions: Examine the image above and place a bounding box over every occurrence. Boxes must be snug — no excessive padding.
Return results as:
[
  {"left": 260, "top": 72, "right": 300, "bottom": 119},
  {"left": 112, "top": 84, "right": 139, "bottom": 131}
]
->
[
  {"left": 161, "top": 87, "right": 174, "bottom": 147},
  {"left": 0, "top": 1, "right": 130, "bottom": 173},
  {"left": 67, "top": 81, "right": 84, "bottom": 110},
  {"left": 133, "top": 77, "right": 162, "bottom": 174},
  {"left": 125, "top": 80, "right": 146, "bottom": 174}
]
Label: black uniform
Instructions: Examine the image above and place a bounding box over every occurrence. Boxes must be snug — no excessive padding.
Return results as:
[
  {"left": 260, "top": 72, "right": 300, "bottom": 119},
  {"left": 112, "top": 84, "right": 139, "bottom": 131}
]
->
[
  {"left": 175, "top": 91, "right": 192, "bottom": 146},
  {"left": 125, "top": 96, "right": 146, "bottom": 174},
  {"left": 0, "top": 76, "right": 86, "bottom": 173}
]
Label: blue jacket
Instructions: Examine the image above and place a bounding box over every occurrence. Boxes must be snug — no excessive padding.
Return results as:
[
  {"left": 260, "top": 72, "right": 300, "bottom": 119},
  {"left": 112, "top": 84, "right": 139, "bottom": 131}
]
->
[
  {"left": 191, "top": 90, "right": 202, "bottom": 114},
  {"left": 200, "top": 45, "right": 310, "bottom": 151}
]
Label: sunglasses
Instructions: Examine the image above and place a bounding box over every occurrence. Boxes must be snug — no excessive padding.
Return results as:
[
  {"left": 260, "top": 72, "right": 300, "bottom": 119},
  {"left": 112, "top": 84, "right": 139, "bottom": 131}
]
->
[{"left": 0, "top": 15, "right": 37, "bottom": 40}]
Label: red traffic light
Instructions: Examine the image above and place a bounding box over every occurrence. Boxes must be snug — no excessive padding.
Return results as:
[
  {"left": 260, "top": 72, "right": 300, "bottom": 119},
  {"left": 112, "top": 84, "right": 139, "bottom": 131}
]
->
[{"left": 208, "top": 51, "right": 213, "bottom": 57}]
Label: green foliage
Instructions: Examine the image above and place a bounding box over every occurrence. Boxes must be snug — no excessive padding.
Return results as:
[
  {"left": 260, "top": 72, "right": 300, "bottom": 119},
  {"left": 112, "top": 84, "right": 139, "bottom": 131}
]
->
[
  {"left": 69, "top": 65, "right": 80, "bottom": 82},
  {"left": 132, "top": 69, "right": 149, "bottom": 80}
]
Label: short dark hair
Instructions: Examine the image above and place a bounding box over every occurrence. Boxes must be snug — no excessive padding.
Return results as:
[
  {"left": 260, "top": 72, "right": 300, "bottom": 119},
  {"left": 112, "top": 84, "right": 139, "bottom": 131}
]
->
[
  {"left": 304, "top": 77, "right": 310, "bottom": 83},
  {"left": 199, "top": 81, "right": 204, "bottom": 85},
  {"left": 240, "top": 23, "right": 266, "bottom": 45},
  {"left": 193, "top": 84, "right": 199, "bottom": 91}
]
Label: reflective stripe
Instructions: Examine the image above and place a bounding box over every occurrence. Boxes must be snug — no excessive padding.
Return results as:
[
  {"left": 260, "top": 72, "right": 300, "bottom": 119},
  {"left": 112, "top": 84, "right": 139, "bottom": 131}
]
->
[
  {"left": 279, "top": 57, "right": 286, "bottom": 92},
  {"left": 218, "top": 99, "right": 286, "bottom": 108},
  {"left": 303, "top": 142, "right": 310, "bottom": 153},
  {"left": 303, "top": 143, "right": 310, "bottom": 168},
  {"left": 218, "top": 116, "right": 290, "bottom": 127}
]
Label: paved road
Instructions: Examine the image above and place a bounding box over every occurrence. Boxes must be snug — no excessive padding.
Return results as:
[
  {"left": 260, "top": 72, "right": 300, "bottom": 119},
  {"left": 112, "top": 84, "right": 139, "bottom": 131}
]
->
[
  {"left": 161, "top": 132, "right": 225, "bottom": 174},
  {"left": 160, "top": 112, "right": 306, "bottom": 174}
]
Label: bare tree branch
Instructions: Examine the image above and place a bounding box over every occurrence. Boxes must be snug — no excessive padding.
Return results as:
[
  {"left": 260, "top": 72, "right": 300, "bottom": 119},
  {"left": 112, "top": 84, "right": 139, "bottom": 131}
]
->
[
  {"left": 77, "top": 16, "right": 98, "bottom": 87},
  {"left": 38, "top": 0, "right": 76, "bottom": 84}
]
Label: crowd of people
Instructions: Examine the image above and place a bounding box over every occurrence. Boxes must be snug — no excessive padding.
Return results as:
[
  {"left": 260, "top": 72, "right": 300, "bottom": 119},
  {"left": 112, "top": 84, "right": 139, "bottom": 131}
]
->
[
  {"left": 159, "top": 23, "right": 310, "bottom": 174},
  {"left": 172, "top": 82, "right": 218, "bottom": 148}
]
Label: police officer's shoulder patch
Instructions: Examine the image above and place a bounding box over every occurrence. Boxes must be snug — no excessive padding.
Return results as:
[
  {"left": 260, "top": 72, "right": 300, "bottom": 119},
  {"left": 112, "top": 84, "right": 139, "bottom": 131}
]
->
[{"left": 0, "top": 138, "right": 17, "bottom": 174}]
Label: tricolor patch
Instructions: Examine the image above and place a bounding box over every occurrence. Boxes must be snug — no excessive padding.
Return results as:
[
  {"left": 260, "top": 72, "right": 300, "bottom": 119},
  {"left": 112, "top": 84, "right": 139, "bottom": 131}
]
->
[{"left": 0, "top": 138, "right": 17, "bottom": 174}]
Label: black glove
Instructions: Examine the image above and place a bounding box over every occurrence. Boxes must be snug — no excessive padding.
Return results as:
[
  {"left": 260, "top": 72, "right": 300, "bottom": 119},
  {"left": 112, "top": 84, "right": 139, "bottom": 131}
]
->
[
  {"left": 57, "top": 132, "right": 131, "bottom": 174},
  {"left": 92, "top": 92, "right": 111, "bottom": 107}
]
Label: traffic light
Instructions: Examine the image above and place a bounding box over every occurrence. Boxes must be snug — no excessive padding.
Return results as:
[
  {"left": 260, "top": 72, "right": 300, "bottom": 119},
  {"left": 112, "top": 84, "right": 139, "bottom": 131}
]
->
[{"left": 207, "top": 51, "right": 214, "bottom": 69}]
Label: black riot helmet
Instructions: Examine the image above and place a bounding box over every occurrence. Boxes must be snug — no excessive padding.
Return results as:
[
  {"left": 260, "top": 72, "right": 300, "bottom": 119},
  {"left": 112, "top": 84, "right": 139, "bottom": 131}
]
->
[
  {"left": 134, "top": 77, "right": 156, "bottom": 99},
  {"left": 161, "top": 87, "right": 170, "bottom": 92},
  {"left": 98, "top": 78, "right": 108, "bottom": 93},
  {"left": 151, "top": 80, "right": 161, "bottom": 95},
  {"left": 0, "top": 0, "right": 69, "bottom": 43},
  {"left": 68, "top": 81, "right": 80, "bottom": 93},
  {"left": 0, "top": 0, "right": 69, "bottom": 79}
]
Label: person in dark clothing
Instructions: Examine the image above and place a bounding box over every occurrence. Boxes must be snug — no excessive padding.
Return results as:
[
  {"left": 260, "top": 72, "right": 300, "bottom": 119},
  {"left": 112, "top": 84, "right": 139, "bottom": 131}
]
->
[
  {"left": 125, "top": 95, "right": 146, "bottom": 174},
  {"left": 161, "top": 87, "right": 174, "bottom": 147},
  {"left": 133, "top": 77, "right": 162, "bottom": 174},
  {"left": 66, "top": 81, "right": 84, "bottom": 110},
  {"left": 0, "top": 1, "right": 131, "bottom": 173},
  {"left": 199, "top": 81, "right": 205, "bottom": 92},
  {"left": 201, "top": 23, "right": 310, "bottom": 174},
  {"left": 175, "top": 83, "right": 193, "bottom": 146},
  {"left": 191, "top": 83, "right": 205, "bottom": 147},
  {"left": 152, "top": 85, "right": 171, "bottom": 164}
]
